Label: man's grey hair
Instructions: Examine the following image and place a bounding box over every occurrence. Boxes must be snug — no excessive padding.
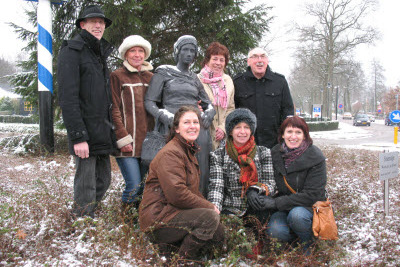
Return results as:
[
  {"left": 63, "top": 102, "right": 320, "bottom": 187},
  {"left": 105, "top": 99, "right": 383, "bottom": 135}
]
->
[{"left": 247, "top": 47, "right": 268, "bottom": 59}]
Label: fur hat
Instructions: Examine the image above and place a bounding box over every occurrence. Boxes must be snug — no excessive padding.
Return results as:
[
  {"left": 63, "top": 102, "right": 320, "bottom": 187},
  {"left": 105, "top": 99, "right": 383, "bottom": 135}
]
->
[
  {"left": 118, "top": 35, "right": 152, "bottom": 60},
  {"left": 75, "top": 5, "right": 112, "bottom": 29},
  {"left": 225, "top": 108, "right": 257, "bottom": 136},
  {"left": 173, "top": 35, "right": 198, "bottom": 63}
]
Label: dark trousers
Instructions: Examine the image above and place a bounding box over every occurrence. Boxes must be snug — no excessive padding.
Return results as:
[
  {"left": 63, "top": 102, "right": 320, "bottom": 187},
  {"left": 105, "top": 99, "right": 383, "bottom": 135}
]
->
[
  {"left": 73, "top": 155, "right": 111, "bottom": 217},
  {"left": 149, "top": 208, "right": 225, "bottom": 258}
]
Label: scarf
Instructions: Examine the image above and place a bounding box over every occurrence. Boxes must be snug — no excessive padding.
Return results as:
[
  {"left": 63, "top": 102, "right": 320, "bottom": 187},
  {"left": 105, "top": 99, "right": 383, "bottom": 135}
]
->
[
  {"left": 199, "top": 65, "right": 227, "bottom": 109},
  {"left": 226, "top": 136, "right": 258, "bottom": 197},
  {"left": 281, "top": 140, "right": 311, "bottom": 168}
]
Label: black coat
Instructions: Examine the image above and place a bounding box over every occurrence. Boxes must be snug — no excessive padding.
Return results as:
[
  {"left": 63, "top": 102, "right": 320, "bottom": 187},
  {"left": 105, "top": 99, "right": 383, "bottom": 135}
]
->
[
  {"left": 234, "top": 66, "right": 294, "bottom": 148},
  {"left": 57, "top": 30, "right": 116, "bottom": 155},
  {"left": 271, "top": 144, "right": 327, "bottom": 212}
]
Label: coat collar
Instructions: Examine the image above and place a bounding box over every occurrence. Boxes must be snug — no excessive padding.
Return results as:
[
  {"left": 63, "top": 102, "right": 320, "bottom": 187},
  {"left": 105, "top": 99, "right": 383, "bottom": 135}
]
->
[
  {"left": 271, "top": 143, "right": 325, "bottom": 175},
  {"left": 243, "top": 65, "right": 273, "bottom": 80},
  {"left": 123, "top": 60, "right": 154, "bottom": 73}
]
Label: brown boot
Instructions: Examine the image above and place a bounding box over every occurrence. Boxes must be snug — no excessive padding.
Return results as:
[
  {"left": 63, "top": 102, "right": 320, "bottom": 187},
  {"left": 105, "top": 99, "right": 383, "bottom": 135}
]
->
[{"left": 178, "top": 234, "right": 207, "bottom": 261}]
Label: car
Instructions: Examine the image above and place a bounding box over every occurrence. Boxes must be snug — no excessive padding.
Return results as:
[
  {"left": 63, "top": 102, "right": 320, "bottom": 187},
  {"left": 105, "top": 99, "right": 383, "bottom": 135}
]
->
[
  {"left": 353, "top": 114, "right": 370, "bottom": 126},
  {"left": 299, "top": 113, "right": 311, "bottom": 119},
  {"left": 343, "top": 112, "right": 352, "bottom": 120},
  {"left": 385, "top": 114, "right": 398, "bottom": 126},
  {"left": 368, "top": 115, "right": 375, "bottom": 122}
]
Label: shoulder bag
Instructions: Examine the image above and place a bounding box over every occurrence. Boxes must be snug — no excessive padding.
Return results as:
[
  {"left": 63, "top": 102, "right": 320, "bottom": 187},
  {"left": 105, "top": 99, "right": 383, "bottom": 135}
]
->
[
  {"left": 283, "top": 176, "right": 338, "bottom": 240},
  {"left": 141, "top": 119, "right": 166, "bottom": 166}
]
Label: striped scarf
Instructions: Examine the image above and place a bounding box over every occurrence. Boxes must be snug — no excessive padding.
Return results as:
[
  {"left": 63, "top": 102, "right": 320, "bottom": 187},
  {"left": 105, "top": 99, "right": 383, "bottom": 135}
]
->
[{"left": 226, "top": 136, "right": 258, "bottom": 197}]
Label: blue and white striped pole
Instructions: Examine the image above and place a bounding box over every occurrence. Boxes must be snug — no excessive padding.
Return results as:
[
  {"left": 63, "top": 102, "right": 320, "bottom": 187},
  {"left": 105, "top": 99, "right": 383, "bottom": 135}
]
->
[{"left": 37, "top": 0, "right": 54, "bottom": 153}]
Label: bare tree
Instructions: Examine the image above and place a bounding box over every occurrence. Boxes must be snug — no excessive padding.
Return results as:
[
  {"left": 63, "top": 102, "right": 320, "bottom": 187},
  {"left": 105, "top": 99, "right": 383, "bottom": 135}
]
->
[
  {"left": 369, "top": 59, "right": 386, "bottom": 113},
  {"left": 296, "top": 0, "right": 379, "bottom": 119}
]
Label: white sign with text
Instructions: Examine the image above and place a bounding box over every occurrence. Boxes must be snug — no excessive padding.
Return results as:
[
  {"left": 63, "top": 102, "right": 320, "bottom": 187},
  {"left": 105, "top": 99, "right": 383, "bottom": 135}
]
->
[{"left": 379, "top": 151, "right": 399, "bottom": 180}]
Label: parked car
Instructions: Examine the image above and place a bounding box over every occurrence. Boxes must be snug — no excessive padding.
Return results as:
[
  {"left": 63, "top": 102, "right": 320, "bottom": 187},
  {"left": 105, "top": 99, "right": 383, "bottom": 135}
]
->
[
  {"left": 353, "top": 114, "right": 370, "bottom": 126},
  {"left": 343, "top": 112, "right": 352, "bottom": 120},
  {"left": 368, "top": 115, "right": 375, "bottom": 122},
  {"left": 385, "top": 114, "right": 398, "bottom": 126}
]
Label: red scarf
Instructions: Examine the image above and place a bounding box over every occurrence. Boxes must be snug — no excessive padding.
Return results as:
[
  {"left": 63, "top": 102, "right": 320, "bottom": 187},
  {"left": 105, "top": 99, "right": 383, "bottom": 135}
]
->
[{"left": 226, "top": 136, "right": 258, "bottom": 197}]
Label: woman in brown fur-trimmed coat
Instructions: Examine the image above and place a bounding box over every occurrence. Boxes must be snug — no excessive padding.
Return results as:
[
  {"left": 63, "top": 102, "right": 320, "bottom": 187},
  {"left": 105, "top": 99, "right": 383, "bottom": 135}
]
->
[{"left": 110, "top": 35, "right": 154, "bottom": 209}]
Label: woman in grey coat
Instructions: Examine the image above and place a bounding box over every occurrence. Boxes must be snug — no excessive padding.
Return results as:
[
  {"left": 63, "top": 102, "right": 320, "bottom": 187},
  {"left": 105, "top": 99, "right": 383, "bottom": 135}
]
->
[{"left": 144, "top": 35, "right": 215, "bottom": 197}]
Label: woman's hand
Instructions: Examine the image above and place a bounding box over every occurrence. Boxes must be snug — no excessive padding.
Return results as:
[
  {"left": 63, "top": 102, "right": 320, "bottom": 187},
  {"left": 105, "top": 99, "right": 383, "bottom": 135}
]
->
[
  {"left": 215, "top": 127, "right": 225, "bottom": 141},
  {"left": 213, "top": 205, "right": 220, "bottom": 214},
  {"left": 120, "top": 144, "right": 133, "bottom": 152}
]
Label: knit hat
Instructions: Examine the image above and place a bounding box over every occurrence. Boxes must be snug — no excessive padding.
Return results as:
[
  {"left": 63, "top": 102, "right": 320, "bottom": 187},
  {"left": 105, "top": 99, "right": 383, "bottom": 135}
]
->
[
  {"left": 75, "top": 5, "right": 112, "bottom": 29},
  {"left": 118, "top": 35, "right": 152, "bottom": 60},
  {"left": 173, "top": 35, "right": 198, "bottom": 63},
  {"left": 225, "top": 108, "right": 257, "bottom": 136}
]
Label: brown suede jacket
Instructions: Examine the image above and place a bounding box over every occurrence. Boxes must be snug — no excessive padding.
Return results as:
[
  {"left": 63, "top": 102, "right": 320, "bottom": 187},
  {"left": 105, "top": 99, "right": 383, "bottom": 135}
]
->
[
  {"left": 110, "top": 61, "right": 154, "bottom": 157},
  {"left": 139, "top": 134, "right": 215, "bottom": 232}
]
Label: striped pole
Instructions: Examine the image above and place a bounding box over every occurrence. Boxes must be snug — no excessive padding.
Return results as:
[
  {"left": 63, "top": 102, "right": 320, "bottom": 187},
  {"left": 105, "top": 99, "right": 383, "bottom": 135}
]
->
[{"left": 37, "top": 0, "right": 54, "bottom": 153}]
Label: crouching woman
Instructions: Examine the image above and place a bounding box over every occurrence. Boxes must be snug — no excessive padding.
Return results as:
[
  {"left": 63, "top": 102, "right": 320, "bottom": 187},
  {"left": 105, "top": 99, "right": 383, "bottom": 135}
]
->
[
  {"left": 265, "top": 116, "right": 327, "bottom": 253},
  {"left": 139, "top": 106, "right": 225, "bottom": 260}
]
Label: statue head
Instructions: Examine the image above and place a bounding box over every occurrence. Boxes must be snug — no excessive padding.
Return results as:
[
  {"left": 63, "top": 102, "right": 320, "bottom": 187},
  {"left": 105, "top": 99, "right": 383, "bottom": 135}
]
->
[{"left": 173, "top": 35, "right": 198, "bottom": 64}]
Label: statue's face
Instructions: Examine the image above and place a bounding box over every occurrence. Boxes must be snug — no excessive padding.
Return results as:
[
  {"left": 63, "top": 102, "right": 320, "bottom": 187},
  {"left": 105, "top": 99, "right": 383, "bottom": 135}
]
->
[{"left": 178, "top": 44, "right": 196, "bottom": 65}]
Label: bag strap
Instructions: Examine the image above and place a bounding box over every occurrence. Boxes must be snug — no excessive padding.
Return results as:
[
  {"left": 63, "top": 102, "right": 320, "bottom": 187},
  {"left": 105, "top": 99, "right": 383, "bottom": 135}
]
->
[{"left": 283, "top": 175, "right": 297, "bottom": 194}]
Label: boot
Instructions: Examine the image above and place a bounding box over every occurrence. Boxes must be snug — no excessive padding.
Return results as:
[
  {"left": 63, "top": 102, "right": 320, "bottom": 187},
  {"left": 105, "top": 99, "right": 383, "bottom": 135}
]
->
[{"left": 178, "top": 234, "right": 207, "bottom": 261}]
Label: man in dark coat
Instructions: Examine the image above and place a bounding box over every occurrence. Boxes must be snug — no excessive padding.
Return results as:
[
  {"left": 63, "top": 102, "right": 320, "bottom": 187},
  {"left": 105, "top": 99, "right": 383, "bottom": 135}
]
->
[
  {"left": 57, "top": 5, "right": 115, "bottom": 218},
  {"left": 234, "top": 47, "right": 294, "bottom": 148}
]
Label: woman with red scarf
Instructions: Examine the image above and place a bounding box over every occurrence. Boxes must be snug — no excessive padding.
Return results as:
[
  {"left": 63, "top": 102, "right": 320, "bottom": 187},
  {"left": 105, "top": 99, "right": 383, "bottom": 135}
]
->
[
  {"left": 208, "top": 108, "right": 275, "bottom": 226},
  {"left": 198, "top": 42, "right": 235, "bottom": 150}
]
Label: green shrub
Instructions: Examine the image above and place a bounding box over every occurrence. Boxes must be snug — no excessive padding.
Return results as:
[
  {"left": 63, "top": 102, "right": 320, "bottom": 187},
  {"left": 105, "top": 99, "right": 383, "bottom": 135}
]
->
[
  {"left": 0, "top": 115, "right": 39, "bottom": 124},
  {"left": 307, "top": 121, "right": 339, "bottom": 131}
]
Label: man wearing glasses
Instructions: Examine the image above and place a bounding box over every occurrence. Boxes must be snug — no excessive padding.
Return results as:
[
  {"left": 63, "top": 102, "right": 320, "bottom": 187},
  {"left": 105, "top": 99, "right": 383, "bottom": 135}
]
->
[{"left": 233, "top": 47, "right": 294, "bottom": 148}]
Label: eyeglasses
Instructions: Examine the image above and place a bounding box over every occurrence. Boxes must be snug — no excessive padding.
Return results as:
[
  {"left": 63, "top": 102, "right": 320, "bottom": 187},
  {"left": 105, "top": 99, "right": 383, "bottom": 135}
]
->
[{"left": 249, "top": 54, "right": 267, "bottom": 59}]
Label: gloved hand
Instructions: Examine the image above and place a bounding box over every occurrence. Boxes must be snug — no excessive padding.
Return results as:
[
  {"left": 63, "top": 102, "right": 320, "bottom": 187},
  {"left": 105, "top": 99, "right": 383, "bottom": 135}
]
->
[
  {"left": 158, "top": 109, "right": 174, "bottom": 127},
  {"left": 246, "top": 189, "right": 263, "bottom": 211},
  {"left": 258, "top": 195, "right": 277, "bottom": 210},
  {"left": 201, "top": 105, "right": 215, "bottom": 129}
]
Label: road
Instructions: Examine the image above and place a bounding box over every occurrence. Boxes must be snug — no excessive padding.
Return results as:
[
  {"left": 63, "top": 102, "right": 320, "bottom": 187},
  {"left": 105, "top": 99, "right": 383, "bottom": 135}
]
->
[{"left": 312, "top": 117, "right": 400, "bottom": 150}]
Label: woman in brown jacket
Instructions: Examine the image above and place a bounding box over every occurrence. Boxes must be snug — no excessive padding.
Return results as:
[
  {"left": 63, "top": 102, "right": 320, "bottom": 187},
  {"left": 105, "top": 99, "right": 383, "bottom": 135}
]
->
[
  {"left": 110, "top": 35, "right": 154, "bottom": 209},
  {"left": 139, "top": 106, "right": 225, "bottom": 260}
]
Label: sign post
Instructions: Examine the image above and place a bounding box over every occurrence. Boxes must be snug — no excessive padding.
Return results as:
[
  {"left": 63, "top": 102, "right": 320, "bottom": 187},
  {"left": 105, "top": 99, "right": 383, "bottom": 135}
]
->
[
  {"left": 379, "top": 151, "right": 399, "bottom": 216},
  {"left": 389, "top": 110, "right": 400, "bottom": 144},
  {"left": 312, "top": 104, "right": 322, "bottom": 120},
  {"left": 26, "top": 0, "right": 64, "bottom": 153}
]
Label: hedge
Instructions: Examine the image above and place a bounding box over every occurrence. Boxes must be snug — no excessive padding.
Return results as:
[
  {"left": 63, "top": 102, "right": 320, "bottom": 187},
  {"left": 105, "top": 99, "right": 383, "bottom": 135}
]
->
[
  {"left": 307, "top": 121, "right": 339, "bottom": 131},
  {"left": 0, "top": 115, "right": 39, "bottom": 124}
]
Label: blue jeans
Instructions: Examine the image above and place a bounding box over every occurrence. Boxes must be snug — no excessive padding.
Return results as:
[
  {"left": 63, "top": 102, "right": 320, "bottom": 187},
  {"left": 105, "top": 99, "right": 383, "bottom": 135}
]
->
[
  {"left": 266, "top": 207, "right": 314, "bottom": 251},
  {"left": 116, "top": 157, "right": 147, "bottom": 203}
]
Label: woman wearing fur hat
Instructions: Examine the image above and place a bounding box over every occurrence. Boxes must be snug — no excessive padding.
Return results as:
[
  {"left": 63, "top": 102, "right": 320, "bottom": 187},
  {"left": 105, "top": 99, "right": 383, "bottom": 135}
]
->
[
  {"left": 208, "top": 108, "right": 275, "bottom": 256},
  {"left": 144, "top": 35, "right": 216, "bottom": 197},
  {"left": 110, "top": 35, "right": 154, "bottom": 211}
]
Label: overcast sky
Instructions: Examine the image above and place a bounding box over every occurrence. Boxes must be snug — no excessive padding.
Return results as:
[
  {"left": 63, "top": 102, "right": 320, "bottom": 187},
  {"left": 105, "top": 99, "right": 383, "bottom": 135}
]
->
[{"left": 1, "top": 0, "right": 399, "bottom": 87}]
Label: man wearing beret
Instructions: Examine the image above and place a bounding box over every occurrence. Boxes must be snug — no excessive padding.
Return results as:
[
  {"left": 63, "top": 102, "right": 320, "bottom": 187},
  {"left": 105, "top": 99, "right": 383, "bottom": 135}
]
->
[{"left": 57, "top": 5, "right": 116, "bottom": 218}]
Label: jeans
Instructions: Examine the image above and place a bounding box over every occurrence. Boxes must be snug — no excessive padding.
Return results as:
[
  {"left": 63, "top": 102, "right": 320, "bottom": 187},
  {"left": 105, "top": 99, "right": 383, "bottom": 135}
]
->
[
  {"left": 266, "top": 207, "right": 314, "bottom": 251},
  {"left": 74, "top": 155, "right": 111, "bottom": 217},
  {"left": 116, "top": 157, "right": 148, "bottom": 203}
]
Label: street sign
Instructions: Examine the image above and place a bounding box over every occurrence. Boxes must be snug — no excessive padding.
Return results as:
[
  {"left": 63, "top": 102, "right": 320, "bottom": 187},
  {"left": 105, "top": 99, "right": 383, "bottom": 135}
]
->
[
  {"left": 389, "top": 110, "right": 400, "bottom": 123},
  {"left": 296, "top": 108, "right": 300, "bottom": 115},
  {"left": 338, "top": 104, "right": 343, "bottom": 109},
  {"left": 379, "top": 151, "right": 399, "bottom": 180}
]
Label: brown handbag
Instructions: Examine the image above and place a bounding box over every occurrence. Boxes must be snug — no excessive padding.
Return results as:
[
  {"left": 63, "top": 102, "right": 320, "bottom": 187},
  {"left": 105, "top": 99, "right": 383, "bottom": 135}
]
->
[{"left": 283, "top": 176, "right": 338, "bottom": 240}]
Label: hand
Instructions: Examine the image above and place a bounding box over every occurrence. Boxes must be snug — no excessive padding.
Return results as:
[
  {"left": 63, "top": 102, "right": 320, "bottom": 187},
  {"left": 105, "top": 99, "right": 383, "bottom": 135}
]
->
[
  {"left": 258, "top": 195, "right": 277, "bottom": 210},
  {"left": 213, "top": 205, "right": 220, "bottom": 214},
  {"left": 247, "top": 189, "right": 263, "bottom": 211},
  {"left": 197, "top": 100, "right": 204, "bottom": 112},
  {"left": 159, "top": 109, "right": 174, "bottom": 126},
  {"left": 74, "top": 142, "right": 89, "bottom": 159},
  {"left": 215, "top": 127, "right": 225, "bottom": 141},
  {"left": 120, "top": 144, "right": 133, "bottom": 153}
]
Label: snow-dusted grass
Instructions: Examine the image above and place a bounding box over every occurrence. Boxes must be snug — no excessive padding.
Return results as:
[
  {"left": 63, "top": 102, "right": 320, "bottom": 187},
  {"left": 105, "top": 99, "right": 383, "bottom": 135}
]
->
[{"left": 1, "top": 124, "right": 400, "bottom": 266}]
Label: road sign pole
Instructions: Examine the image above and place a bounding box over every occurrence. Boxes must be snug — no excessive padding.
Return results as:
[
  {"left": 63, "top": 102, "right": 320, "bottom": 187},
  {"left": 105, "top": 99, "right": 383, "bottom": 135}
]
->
[
  {"left": 395, "top": 127, "right": 398, "bottom": 144},
  {"left": 384, "top": 179, "right": 389, "bottom": 216}
]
